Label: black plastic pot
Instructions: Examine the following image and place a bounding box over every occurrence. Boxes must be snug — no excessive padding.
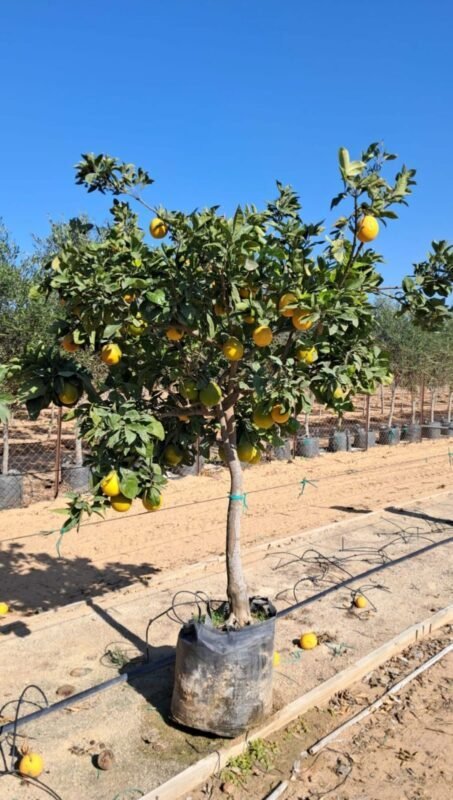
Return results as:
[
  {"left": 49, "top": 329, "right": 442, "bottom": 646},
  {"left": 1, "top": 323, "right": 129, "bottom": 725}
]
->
[
  {"left": 354, "top": 428, "right": 376, "bottom": 449},
  {"left": 329, "top": 430, "right": 349, "bottom": 452},
  {"left": 273, "top": 440, "right": 292, "bottom": 461},
  {"left": 378, "top": 426, "right": 401, "bottom": 446},
  {"left": 0, "top": 472, "right": 23, "bottom": 510},
  {"left": 171, "top": 597, "right": 276, "bottom": 737},
  {"left": 61, "top": 464, "right": 92, "bottom": 492},
  {"left": 297, "top": 436, "right": 320, "bottom": 458},
  {"left": 423, "top": 422, "right": 442, "bottom": 440},
  {"left": 401, "top": 423, "right": 422, "bottom": 443}
]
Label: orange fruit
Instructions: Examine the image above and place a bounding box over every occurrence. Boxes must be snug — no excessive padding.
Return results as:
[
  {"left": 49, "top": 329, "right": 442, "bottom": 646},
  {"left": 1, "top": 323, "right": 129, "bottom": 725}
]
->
[
  {"left": 61, "top": 333, "right": 79, "bottom": 353},
  {"left": 357, "top": 215, "right": 379, "bottom": 243},
  {"left": 18, "top": 753, "right": 44, "bottom": 778},
  {"left": 252, "top": 408, "right": 274, "bottom": 430},
  {"left": 57, "top": 383, "right": 79, "bottom": 406},
  {"left": 333, "top": 386, "right": 345, "bottom": 400},
  {"left": 354, "top": 595, "right": 367, "bottom": 609},
  {"left": 150, "top": 217, "right": 168, "bottom": 239},
  {"left": 166, "top": 327, "right": 184, "bottom": 341},
  {"left": 0, "top": 602, "right": 9, "bottom": 615},
  {"left": 142, "top": 494, "right": 163, "bottom": 512},
  {"left": 163, "top": 444, "right": 183, "bottom": 466},
  {"left": 296, "top": 346, "right": 318, "bottom": 364},
  {"left": 100, "top": 470, "right": 121, "bottom": 497},
  {"left": 271, "top": 404, "right": 290, "bottom": 424},
  {"left": 252, "top": 325, "right": 273, "bottom": 347},
  {"left": 101, "top": 343, "right": 122, "bottom": 365},
  {"left": 237, "top": 441, "right": 258, "bottom": 463},
  {"left": 292, "top": 309, "right": 313, "bottom": 331},
  {"left": 222, "top": 337, "right": 244, "bottom": 361},
  {"left": 110, "top": 494, "right": 132, "bottom": 512},
  {"left": 300, "top": 632, "right": 318, "bottom": 650},
  {"left": 278, "top": 292, "right": 298, "bottom": 317},
  {"left": 123, "top": 293, "right": 136, "bottom": 304},
  {"left": 214, "top": 303, "right": 226, "bottom": 316},
  {"left": 243, "top": 314, "right": 256, "bottom": 324}
]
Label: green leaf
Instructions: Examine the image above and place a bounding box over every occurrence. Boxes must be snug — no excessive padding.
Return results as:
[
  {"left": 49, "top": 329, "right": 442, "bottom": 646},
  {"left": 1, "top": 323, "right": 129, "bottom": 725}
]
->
[
  {"left": 119, "top": 470, "right": 140, "bottom": 499},
  {"left": 145, "top": 289, "right": 166, "bottom": 306}
]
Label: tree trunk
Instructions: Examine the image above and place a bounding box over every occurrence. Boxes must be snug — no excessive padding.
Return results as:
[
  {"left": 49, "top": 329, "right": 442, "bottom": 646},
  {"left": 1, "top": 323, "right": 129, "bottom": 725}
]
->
[
  {"left": 411, "top": 391, "right": 417, "bottom": 425},
  {"left": 74, "top": 423, "right": 83, "bottom": 467},
  {"left": 380, "top": 384, "right": 385, "bottom": 415},
  {"left": 448, "top": 390, "right": 453, "bottom": 423},
  {"left": 304, "top": 412, "right": 310, "bottom": 437},
  {"left": 2, "top": 420, "right": 9, "bottom": 475},
  {"left": 219, "top": 406, "right": 251, "bottom": 627},
  {"left": 388, "top": 383, "right": 397, "bottom": 428},
  {"left": 429, "top": 389, "right": 436, "bottom": 423}
]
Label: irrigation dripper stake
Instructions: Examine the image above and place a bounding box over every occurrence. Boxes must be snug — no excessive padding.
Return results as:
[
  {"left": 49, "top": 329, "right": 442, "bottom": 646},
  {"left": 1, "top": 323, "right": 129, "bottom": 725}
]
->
[{"left": 299, "top": 478, "right": 318, "bottom": 497}]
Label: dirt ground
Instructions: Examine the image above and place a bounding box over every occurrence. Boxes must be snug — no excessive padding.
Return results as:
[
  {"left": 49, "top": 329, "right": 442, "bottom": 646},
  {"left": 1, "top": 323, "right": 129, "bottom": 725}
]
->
[
  {"left": 193, "top": 630, "right": 453, "bottom": 800},
  {"left": 0, "top": 437, "right": 451, "bottom": 617},
  {"left": 0, "top": 491, "right": 451, "bottom": 800}
]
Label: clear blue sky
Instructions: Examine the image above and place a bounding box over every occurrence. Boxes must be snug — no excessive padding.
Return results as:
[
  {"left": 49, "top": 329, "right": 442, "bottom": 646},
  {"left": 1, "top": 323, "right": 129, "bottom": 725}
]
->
[{"left": 1, "top": 0, "right": 452, "bottom": 284}]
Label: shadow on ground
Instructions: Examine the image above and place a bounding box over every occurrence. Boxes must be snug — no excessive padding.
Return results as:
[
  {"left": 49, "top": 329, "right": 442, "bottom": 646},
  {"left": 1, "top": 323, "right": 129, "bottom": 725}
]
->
[{"left": 0, "top": 541, "right": 160, "bottom": 636}]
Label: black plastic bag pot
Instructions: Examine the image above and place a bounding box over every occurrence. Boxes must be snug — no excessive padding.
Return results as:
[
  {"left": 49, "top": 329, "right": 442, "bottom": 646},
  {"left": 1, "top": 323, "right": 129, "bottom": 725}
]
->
[
  {"left": 329, "top": 431, "right": 348, "bottom": 452},
  {"left": 0, "top": 472, "right": 23, "bottom": 510},
  {"left": 171, "top": 597, "right": 276, "bottom": 737},
  {"left": 61, "top": 464, "right": 92, "bottom": 492},
  {"left": 423, "top": 422, "right": 441, "bottom": 440},
  {"left": 402, "top": 423, "right": 422, "bottom": 443},
  {"left": 354, "top": 428, "right": 376, "bottom": 449},
  {"left": 378, "top": 426, "right": 401, "bottom": 446},
  {"left": 297, "top": 436, "right": 320, "bottom": 458}
]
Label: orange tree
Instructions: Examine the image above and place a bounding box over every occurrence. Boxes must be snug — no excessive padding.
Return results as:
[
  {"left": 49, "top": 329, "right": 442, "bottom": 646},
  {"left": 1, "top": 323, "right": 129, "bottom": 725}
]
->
[{"left": 11, "top": 144, "right": 430, "bottom": 625}]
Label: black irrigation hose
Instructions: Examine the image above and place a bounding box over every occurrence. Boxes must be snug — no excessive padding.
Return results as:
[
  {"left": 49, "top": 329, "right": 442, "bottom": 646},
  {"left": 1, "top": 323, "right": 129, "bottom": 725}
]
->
[
  {"left": 1, "top": 532, "right": 452, "bottom": 737},
  {"left": 275, "top": 533, "right": 453, "bottom": 619}
]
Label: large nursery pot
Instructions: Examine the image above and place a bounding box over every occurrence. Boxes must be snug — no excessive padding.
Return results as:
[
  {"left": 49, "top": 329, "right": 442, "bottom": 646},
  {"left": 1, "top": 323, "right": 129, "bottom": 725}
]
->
[
  {"left": 297, "top": 436, "right": 320, "bottom": 458},
  {"left": 440, "top": 419, "right": 452, "bottom": 437},
  {"left": 354, "top": 428, "right": 376, "bottom": 449},
  {"left": 0, "top": 471, "right": 23, "bottom": 510},
  {"left": 171, "top": 597, "right": 276, "bottom": 737},
  {"left": 401, "top": 423, "right": 422, "bottom": 443},
  {"left": 378, "top": 425, "right": 401, "bottom": 446},
  {"left": 61, "top": 462, "right": 92, "bottom": 492},
  {"left": 328, "top": 430, "right": 349, "bottom": 452},
  {"left": 423, "top": 421, "right": 442, "bottom": 440},
  {"left": 273, "top": 439, "right": 292, "bottom": 461}
]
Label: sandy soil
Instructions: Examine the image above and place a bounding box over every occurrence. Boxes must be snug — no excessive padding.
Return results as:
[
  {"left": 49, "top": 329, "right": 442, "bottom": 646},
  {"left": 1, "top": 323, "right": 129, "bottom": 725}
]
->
[
  {"left": 0, "top": 493, "right": 451, "bottom": 799},
  {"left": 0, "top": 438, "right": 451, "bottom": 617},
  {"left": 193, "top": 631, "right": 453, "bottom": 800}
]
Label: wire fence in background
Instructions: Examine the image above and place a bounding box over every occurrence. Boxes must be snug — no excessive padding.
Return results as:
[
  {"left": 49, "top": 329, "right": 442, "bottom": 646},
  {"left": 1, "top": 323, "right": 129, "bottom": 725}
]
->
[{"left": 0, "top": 385, "right": 452, "bottom": 510}]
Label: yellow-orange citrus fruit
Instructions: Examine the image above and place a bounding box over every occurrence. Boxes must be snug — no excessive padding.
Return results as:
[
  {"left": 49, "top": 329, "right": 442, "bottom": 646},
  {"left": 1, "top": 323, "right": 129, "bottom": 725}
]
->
[
  {"left": 142, "top": 494, "right": 163, "bottom": 512},
  {"left": 18, "top": 753, "right": 44, "bottom": 778},
  {"left": 249, "top": 449, "right": 261, "bottom": 465},
  {"left": 296, "top": 346, "right": 318, "bottom": 364},
  {"left": 357, "top": 215, "right": 379, "bottom": 243},
  {"left": 278, "top": 292, "right": 298, "bottom": 317},
  {"left": 101, "top": 343, "right": 122, "bottom": 365},
  {"left": 239, "top": 286, "right": 257, "bottom": 299},
  {"left": 0, "top": 602, "right": 9, "bottom": 615},
  {"left": 100, "top": 470, "right": 121, "bottom": 497},
  {"left": 214, "top": 303, "right": 226, "bottom": 316},
  {"left": 110, "top": 494, "right": 132, "bottom": 512},
  {"left": 333, "top": 386, "right": 345, "bottom": 400},
  {"left": 127, "top": 317, "right": 147, "bottom": 336},
  {"left": 252, "top": 325, "right": 273, "bottom": 347},
  {"left": 61, "top": 333, "right": 79, "bottom": 353},
  {"left": 243, "top": 314, "right": 256, "bottom": 324},
  {"left": 199, "top": 382, "right": 222, "bottom": 407},
  {"left": 354, "top": 595, "right": 367, "bottom": 609},
  {"left": 166, "top": 327, "right": 184, "bottom": 342},
  {"left": 57, "top": 383, "right": 79, "bottom": 406},
  {"left": 252, "top": 408, "right": 274, "bottom": 430},
  {"left": 149, "top": 217, "right": 168, "bottom": 239},
  {"left": 271, "top": 404, "right": 290, "bottom": 425},
  {"left": 180, "top": 380, "right": 198, "bottom": 401},
  {"left": 222, "top": 337, "right": 244, "bottom": 361},
  {"left": 178, "top": 415, "right": 190, "bottom": 422},
  {"left": 163, "top": 444, "right": 183, "bottom": 466},
  {"left": 300, "top": 632, "right": 318, "bottom": 650},
  {"left": 292, "top": 309, "right": 313, "bottom": 331},
  {"left": 237, "top": 440, "right": 258, "bottom": 463},
  {"left": 123, "top": 293, "right": 136, "bottom": 304}
]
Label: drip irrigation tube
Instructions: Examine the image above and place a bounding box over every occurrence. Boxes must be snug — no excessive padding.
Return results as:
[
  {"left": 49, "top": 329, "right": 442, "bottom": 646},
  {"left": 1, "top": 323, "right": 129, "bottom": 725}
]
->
[{"left": 1, "top": 533, "right": 452, "bottom": 737}]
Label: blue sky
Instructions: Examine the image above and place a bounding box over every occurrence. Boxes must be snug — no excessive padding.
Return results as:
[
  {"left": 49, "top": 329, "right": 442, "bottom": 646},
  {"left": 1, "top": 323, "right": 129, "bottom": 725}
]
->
[{"left": 1, "top": 0, "right": 452, "bottom": 284}]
